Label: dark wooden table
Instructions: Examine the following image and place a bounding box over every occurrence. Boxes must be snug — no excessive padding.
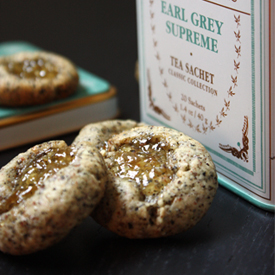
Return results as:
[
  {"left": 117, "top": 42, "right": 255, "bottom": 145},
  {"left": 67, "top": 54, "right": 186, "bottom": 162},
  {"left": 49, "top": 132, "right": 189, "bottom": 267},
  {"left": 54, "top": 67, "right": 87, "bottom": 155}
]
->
[{"left": 0, "top": 1, "right": 274, "bottom": 274}]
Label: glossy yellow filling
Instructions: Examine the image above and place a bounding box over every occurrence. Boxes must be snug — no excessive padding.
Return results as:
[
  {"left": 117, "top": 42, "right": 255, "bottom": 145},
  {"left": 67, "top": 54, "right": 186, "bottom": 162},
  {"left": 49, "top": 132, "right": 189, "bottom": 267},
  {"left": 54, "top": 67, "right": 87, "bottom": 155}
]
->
[
  {"left": 5, "top": 58, "right": 58, "bottom": 79},
  {"left": 0, "top": 147, "right": 75, "bottom": 214},
  {"left": 108, "top": 137, "right": 174, "bottom": 198}
]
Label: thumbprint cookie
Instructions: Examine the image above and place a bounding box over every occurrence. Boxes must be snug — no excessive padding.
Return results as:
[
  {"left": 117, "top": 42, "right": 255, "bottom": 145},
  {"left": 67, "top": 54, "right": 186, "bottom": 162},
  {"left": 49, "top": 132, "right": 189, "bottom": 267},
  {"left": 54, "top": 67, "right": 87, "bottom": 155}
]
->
[
  {"left": 0, "top": 51, "right": 79, "bottom": 106},
  {"left": 92, "top": 125, "right": 218, "bottom": 238},
  {"left": 0, "top": 140, "right": 108, "bottom": 255}
]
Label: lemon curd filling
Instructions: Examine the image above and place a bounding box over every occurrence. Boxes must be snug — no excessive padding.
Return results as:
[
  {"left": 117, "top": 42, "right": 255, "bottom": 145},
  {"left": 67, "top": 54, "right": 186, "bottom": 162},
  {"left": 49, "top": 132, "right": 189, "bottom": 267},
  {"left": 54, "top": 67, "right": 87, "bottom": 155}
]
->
[
  {"left": 4, "top": 58, "right": 58, "bottom": 79},
  {"left": 0, "top": 147, "right": 75, "bottom": 214},
  {"left": 108, "top": 137, "right": 175, "bottom": 198}
]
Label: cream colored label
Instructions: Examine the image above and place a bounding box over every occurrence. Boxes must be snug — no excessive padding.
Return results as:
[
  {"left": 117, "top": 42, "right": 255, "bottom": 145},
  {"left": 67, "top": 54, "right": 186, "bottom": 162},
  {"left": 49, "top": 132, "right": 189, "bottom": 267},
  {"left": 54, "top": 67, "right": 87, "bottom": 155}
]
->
[{"left": 137, "top": 0, "right": 273, "bottom": 204}]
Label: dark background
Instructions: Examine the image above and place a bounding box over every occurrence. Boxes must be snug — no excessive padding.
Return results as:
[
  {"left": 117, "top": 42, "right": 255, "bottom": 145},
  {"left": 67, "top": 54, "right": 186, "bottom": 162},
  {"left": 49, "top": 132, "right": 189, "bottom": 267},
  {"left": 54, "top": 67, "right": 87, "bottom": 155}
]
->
[
  {"left": 0, "top": 1, "right": 274, "bottom": 275},
  {"left": 0, "top": 1, "right": 140, "bottom": 122}
]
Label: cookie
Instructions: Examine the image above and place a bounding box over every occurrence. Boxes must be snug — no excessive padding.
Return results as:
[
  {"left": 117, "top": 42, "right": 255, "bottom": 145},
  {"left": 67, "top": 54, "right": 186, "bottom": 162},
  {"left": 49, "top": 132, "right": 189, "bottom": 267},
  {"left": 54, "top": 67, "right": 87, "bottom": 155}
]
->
[
  {"left": 92, "top": 125, "right": 218, "bottom": 238},
  {"left": 0, "top": 51, "right": 79, "bottom": 106},
  {"left": 0, "top": 140, "right": 108, "bottom": 255},
  {"left": 73, "top": 119, "right": 147, "bottom": 151}
]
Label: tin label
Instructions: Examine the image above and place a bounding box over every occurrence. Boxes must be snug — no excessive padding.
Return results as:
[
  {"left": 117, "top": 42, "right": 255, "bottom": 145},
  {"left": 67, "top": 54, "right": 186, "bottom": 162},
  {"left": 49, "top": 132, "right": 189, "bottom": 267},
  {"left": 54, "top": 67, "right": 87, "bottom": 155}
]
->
[{"left": 137, "top": 0, "right": 273, "bottom": 208}]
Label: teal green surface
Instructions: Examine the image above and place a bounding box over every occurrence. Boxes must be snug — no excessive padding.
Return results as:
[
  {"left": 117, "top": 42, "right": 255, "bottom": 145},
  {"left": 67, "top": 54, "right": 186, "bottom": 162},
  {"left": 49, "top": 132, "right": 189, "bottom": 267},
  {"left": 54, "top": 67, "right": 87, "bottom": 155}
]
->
[
  {"left": 218, "top": 175, "right": 274, "bottom": 212},
  {"left": 0, "top": 41, "right": 110, "bottom": 119}
]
